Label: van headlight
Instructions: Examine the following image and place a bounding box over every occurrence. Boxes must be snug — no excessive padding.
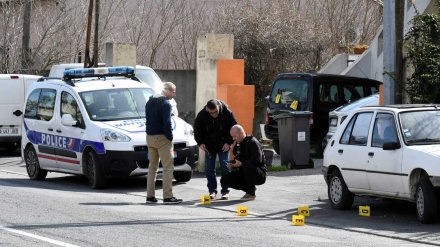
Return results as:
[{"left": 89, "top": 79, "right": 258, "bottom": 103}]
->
[
  {"left": 100, "top": 129, "right": 131, "bottom": 142},
  {"left": 184, "top": 122, "right": 194, "bottom": 136}
]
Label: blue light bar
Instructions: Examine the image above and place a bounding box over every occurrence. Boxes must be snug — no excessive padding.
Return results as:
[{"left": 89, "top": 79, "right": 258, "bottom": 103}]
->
[{"left": 63, "top": 66, "right": 135, "bottom": 80}]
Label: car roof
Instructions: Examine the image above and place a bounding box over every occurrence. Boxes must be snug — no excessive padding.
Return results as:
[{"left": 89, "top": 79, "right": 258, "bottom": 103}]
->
[
  {"left": 334, "top": 94, "right": 379, "bottom": 113},
  {"left": 357, "top": 104, "right": 440, "bottom": 112}
]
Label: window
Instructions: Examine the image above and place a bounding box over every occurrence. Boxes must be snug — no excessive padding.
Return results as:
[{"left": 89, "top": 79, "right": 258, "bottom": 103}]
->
[
  {"left": 319, "top": 83, "right": 338, "bottom": 103},
  {"left": 24, "top": 88, "right": 56, "bottom": 121},
  {"left": 24, "top": 89, "right": 42, "bottom": 119},
  {"left": 271, "top": 78, "right": 309, "bottom": 103},
  {"left": 372, "top": 113, "right": 397, "bottom": 147},
  {"left": 61, "top": 91, "right": 83, "bottom": 126},
  {"left": 342, "top": 85, "right": 365, "bottom": 103},
  {"left": 37, "top": 89, "right": 57, "bottom": 121},
  {"left": 340, "top": 112, "right": 373, "bottom": 146}
]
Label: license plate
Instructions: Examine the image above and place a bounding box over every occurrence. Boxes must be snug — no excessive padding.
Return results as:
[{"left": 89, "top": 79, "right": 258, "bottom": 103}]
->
[{"left": 0, "top": 128, "right": 18, "bottom": 134}]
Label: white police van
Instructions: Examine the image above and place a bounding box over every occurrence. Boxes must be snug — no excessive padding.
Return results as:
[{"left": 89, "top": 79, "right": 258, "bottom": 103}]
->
[{"left": 22, "top": 66, "right": 198, "bottom": 189}]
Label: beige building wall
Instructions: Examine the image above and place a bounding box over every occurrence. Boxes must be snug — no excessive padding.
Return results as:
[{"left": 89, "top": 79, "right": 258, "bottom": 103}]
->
[{"left": 105, "top": 43, "right": 136, "bottom": 67}]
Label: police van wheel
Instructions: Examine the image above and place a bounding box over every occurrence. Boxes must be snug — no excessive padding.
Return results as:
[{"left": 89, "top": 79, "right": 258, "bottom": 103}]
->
[
  {"left": 86, "top": 151, "right": 107, "bottom": 189},
  {"left": 25, "top": 145, "right": 47, "bottom": 180},
  {"left": 173, "top": 171, "right": 192, "bottom": 183}
]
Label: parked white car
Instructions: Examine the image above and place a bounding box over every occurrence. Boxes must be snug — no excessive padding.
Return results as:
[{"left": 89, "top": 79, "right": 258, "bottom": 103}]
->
[
  {"left": 322, "top": 94, "right": 379, "bottom": 151},
  {"left": 22, "top": 67, "right": 198, "bottom": 189},
  {"left": 322, "top": 104, "right": 440, "bottom": 224}
]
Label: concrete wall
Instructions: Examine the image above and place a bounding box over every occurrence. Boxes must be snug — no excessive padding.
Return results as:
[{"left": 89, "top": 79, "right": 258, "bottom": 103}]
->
[{"left": 155, "top": 70, "right": 197, "bottom": 125}]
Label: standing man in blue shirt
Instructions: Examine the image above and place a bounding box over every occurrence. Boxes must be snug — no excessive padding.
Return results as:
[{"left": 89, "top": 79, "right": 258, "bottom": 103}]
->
[{"left": 145, "top": 82, "right": 182, "bottom": 204}]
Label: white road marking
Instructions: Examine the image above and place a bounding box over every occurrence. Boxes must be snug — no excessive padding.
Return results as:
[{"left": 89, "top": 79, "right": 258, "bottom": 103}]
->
[
  {"left": 0, "top": 169, "right": 28, "bottom": 176},
  {"left": 0, "top": 226, "right": 80, "bottom": 247}
]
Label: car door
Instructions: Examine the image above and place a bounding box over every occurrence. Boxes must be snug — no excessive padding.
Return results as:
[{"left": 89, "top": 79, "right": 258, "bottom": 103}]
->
[
  {"left": 366, "top": 112, "right": 404, "bottom": 194},
  {"left": 335, "top": 111, "right": 374, "bottom": 190},
  {"left": 55, "top": 87, "right": 85, "bottom": 172},
  {"left": 23, "top": 86, "right": 59, "bottom": 169}
]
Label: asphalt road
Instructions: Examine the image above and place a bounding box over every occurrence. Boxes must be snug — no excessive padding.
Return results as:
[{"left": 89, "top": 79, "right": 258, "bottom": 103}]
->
[{"left": 0, "top": 149, "right": 439, "bottom": 246}]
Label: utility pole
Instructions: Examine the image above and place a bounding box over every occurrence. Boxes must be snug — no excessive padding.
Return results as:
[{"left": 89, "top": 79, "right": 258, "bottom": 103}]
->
[
  {"left": 21, "top": 0, "right": 32, "bottom": 71},
  {"left": 395, "top": 0, "right": 404, "bottom": 104},
  {"left": 93, "top": 0, "right": 100, "bottom": 68},
  {"left": 84, "top": 0, "right": 94, "bottom": 68},
  {"left": 383, "top": 0, "right": 396, "bottom": 105}
]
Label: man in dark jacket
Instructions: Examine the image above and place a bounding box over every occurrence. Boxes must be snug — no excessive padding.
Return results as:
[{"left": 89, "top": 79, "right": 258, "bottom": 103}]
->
[
  {"left": 194, "top": 99, "right": 237, "bottom": 200},
  {"left": 145, "top": 82, "right": 182, "bottom": 205},
  {"left": 221, "top": 124, "right": 267, "bottom": 200}
]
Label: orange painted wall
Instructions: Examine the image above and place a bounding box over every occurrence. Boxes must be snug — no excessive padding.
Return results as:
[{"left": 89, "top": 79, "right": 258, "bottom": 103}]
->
[
  {"left": 217, "top": 59, "right": 244, "bottom": 85},
  {"left": 216, "top": 59, "right": 254, "bottom": 134},
  {"left": 379, "top": 84, "right": 384, "bottom": 105}
]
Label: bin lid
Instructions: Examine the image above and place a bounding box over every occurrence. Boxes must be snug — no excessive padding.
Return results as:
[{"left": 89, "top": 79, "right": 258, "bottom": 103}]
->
[{"left": 274, "top": 110, "right": 313, "bottom": 120}]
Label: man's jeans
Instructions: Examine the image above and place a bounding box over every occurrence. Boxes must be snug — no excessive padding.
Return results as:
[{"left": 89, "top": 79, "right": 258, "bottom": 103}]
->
[{"left": 205, "top": 151, "right": 230, "bottom": 194}]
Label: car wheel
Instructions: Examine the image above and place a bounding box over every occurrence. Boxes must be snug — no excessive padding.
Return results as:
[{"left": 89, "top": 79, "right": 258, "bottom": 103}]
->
[
  {"left": 86, "top": 150, "right": 107, "bottom": 189},
  {"left": 25, "top": 145, "right": 47, "bottom": 180},
  {"left": 272, "top": 140, "right": 280, "bottom": 155},
  {"left": 286, "top": 161, "right": 294, "bottom": 170},
  {"left": 328, "top": 169, "right": 354, "bottom": 210},
  {"left": 173, "top": 171, "right": 192, "bottom": 183},
  {"left": 416, "top": 178, "right": 438, "bottom": 224}
]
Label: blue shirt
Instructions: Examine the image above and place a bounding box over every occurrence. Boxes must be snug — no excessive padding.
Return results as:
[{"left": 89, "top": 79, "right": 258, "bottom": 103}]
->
[{"left": 145, "top": 94, "right": 173, "bottom": 141}]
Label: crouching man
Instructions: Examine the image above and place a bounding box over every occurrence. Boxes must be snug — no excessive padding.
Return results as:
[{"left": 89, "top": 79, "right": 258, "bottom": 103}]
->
[{"left": 220, "top": 124, "right": 267, "bottom": 200}]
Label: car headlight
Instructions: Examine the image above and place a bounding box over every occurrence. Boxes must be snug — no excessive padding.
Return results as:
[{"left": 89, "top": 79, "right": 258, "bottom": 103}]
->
[
  {"left": 184, "top": 122, "right": 194, "bottom": 136},
  {"left": 100, "top": 128, "right": 131, "bottom": 142}
]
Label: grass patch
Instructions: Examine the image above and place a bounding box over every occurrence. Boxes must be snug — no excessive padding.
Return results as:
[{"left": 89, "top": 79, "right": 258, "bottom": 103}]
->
[{"left": 268, "top": 166, "right": 288, "bottom": 172}]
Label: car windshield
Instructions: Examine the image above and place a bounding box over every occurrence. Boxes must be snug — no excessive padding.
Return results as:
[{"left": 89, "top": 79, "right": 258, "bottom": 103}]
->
[
  {"left": 80, "top": 88, "right": 155, "bottom": 121},
  {"left": 400, "top": 110, "right": 440, "bottom": 145},
  {"left": 270, "top": 78, "right": 309, "bottom": 104}
]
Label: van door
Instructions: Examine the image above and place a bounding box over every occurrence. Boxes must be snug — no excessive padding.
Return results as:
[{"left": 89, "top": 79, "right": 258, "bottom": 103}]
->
[
  {"left": 23, "top": 86, "right": 59, "bottom": 169},
  {"left": 0, "top": 76, "right": 24, "bottom": 138},
  {"left": 55, "top": 87, "right": 84, "bottom": 172}
]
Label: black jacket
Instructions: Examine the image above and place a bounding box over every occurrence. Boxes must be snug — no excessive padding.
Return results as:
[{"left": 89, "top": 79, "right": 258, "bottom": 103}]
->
[
  {"left": 194, "top": 100, "right": 237, "bottom": 153},
  {"left": 233, "top": 135, "right": 267, "bottom": 173}
]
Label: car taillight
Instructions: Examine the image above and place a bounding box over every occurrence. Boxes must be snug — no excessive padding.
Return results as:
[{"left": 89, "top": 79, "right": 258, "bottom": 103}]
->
[
  {"left": 309, "top": 114, "right": 314, "bottom": 126},
  {"left": 265, "top": 111, "right": 269, "bottom": 124}
]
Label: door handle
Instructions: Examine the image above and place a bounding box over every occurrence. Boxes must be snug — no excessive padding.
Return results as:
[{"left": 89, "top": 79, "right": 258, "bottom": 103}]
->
[
  {"left": 48, "top": 128, "right": 53, "bottom": 131},
  {"left": 338, "top": 149, "right": 343, "bottom": 154},
  {"left": 56, "top": 129, "right": 62, "bottom": 133},
  {"left": 368, "top": 152, "right": 374, "bottom": 157},
  {"left": 13, "top": 110, "right": 23, "bottom": 116}
]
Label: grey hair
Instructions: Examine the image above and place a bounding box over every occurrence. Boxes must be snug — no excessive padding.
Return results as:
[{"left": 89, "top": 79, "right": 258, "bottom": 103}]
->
[{"left": 162, "top": 82, "right": 176, "bottom": 93}]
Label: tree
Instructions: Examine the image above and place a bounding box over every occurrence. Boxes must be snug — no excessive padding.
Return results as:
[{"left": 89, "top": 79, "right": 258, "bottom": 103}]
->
[{"left": 404, "top": 0, "right": 440, "bottom": 103}]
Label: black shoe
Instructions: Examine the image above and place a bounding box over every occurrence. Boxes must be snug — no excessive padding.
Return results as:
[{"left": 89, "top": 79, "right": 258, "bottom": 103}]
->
[
  {"left": 163, "top": 197, "right": 183, "bottom": 204},
  {"left": 146, "top": 197, "right": 158, "bottom": 203}
]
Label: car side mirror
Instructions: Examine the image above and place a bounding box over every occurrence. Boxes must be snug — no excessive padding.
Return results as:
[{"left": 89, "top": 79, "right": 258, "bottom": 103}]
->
[
  {"left": 61, "top": 114, "right": 79, "bottom": 127},
  {"left": 382, "top": 142, "right": 401, "bottom": 150}
]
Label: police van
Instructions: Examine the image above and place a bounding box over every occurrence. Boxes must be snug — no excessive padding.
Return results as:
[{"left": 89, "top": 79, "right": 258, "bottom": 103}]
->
[
  {"left": 0, "top": 74, "right": 41, "bottom": 151},
  {"left": 22, "top": 66, "right": 198, "bottom": 189}
]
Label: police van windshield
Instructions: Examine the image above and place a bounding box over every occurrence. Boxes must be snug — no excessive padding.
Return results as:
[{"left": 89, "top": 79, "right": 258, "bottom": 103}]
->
[
  {"left": 135, "top": 69, "right": 163, "bottom": 93},
  {"left": 81, "top": 88, "right": 155, "bottom": 121}
]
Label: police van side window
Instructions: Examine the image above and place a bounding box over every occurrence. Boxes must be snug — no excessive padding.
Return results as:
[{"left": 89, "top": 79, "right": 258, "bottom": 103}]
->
[
  {"left": 61, "top": 91, "right": 83, "bottom": 125},
  {"left": 37, "top": 89, "right": 57, "bottom": 121},
  {"left": 24, "top": 89, "right": 42, "bottom": 119}
]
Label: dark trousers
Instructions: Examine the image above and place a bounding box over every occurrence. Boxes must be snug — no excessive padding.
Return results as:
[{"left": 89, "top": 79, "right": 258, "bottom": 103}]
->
[{"left": 220, "top": 162, "right": 266, "bottom": 196}]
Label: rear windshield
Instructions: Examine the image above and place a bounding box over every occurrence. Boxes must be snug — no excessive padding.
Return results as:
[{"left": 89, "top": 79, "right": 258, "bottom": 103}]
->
[{"left": 270, "top": 78, "right": 309, "bottom": 104}]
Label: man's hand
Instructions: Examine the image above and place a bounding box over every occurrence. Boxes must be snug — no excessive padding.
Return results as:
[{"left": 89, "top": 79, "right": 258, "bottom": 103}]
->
[
  {"left": 222, "top": 143, "right": 230, "bottom": 152},
  {"left": 199, "top": 144, "right": 210, "bottom": 155},
  {"left": 227, "top": 159, "right": 241, "bottom": 170}
]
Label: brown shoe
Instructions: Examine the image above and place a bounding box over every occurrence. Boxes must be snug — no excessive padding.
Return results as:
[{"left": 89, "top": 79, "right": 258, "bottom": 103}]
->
[{"left": 240, "top": 193, "right": 256, "bottom": 200}]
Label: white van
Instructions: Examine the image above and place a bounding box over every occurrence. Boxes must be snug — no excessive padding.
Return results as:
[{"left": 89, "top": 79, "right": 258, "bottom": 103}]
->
[
  {"left": 0, "top": 74, "right": 41, "bottom": 150},
  {"left": 22, "top": 66, "right": 198, "bottom": 189},
  {"left": 49, "top": 63, "right": 178, "bottom": 116}
]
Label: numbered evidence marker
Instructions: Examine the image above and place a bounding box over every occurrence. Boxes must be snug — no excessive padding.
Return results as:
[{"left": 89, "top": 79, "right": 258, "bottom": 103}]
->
[
  {"left": 237, "top": 206, "right": 248, "bottom": 216},
  {"left": 359, "top": 205, "right": 370, "bottom": 217},
  {"left": 201, "top": 195, "right": 211, "bottom": 205},
  {"left": 292, "top": 215, "right": 305, "bottom": 226},
  {"left": 298, "top": 206, "right": 310, "bottom": 216}
]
